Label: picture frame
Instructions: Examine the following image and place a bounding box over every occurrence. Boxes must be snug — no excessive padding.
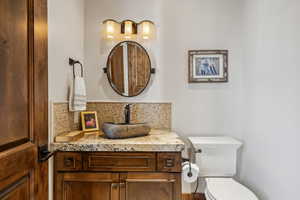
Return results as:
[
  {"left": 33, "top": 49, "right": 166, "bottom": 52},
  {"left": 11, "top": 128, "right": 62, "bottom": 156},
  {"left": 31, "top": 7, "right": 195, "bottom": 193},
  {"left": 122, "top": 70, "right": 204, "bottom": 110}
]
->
[
  {"left": 81, "top": 111, "right": 99, "bottom": 132},
  {"left": 188, "top": 50, "right": 228, "bottom": 83}
]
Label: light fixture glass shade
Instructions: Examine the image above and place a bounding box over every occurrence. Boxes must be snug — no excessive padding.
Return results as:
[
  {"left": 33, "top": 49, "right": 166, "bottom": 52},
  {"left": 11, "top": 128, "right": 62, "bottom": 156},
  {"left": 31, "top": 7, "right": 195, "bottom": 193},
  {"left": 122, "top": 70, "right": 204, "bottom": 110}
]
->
[
  {"left": 106, "top": 21, "right": 114, "bottom": 38},
  {"left": 140, "top": 21, "right": 155, "bottom": 40},
  {"left": 124, "top": 21, "right": 133, "bottom": 39},
  {"left": 103, "top": 20, "right": 120, "bottom": 39}
]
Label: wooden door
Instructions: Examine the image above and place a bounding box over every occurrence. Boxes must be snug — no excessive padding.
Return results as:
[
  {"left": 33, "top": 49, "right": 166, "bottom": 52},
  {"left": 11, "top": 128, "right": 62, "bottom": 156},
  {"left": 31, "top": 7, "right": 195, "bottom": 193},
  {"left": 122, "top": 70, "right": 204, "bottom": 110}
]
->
[
  {"left": 0, "top": 0, "right": 48, "bottom": 199},
  {"left": 56, "top": 173, "right": 119, "bottom": 200},
  {"left": 120, "top": 173, "right": 182, "bottom": 200}
]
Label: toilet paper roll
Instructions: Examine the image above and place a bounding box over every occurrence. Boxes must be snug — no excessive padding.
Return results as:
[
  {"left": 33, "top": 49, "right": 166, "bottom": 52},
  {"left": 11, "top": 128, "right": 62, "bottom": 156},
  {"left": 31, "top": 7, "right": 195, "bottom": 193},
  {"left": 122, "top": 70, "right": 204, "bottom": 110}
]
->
[{"left": 182, "top": 161, "right": 199, "bottom": 183}]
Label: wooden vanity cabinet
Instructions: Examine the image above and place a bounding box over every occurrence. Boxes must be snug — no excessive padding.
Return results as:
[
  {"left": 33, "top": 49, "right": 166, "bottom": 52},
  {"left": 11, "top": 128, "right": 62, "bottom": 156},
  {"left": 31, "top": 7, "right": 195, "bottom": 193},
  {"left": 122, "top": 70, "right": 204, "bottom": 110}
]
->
[
  {"left": 120, "top": 172, "right": 181, "bottom": 200},
  {"left": 54, "top": 152, "right": 182, "bottom": 200},
  {"left": 56, "top": 173, "right": 120, "bottom": 200}
]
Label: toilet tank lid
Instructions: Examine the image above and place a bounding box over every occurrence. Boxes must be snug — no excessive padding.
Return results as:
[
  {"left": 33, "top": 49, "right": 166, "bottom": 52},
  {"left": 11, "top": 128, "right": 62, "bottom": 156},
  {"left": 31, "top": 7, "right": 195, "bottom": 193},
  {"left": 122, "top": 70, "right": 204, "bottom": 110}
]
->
[{"left": 188, "top": 137, "right": 242, "bottom": 148}]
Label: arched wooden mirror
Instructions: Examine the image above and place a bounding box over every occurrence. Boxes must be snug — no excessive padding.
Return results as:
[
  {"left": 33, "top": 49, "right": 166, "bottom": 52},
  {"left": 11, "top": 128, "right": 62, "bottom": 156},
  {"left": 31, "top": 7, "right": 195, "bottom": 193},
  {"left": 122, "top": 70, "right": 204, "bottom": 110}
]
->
[{"left": 105, "top": 41, "right": 153, "bottom": 97}]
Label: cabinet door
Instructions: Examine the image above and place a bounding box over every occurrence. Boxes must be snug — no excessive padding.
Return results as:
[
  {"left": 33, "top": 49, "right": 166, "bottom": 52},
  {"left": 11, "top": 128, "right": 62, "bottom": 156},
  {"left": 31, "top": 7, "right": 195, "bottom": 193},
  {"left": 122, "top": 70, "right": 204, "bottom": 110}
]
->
[
  {"left": 55, "top": 173, "right": 119, "bottom": 200},
  {"left": 120, "top": 173, "right": 181, "bottom": 200}
]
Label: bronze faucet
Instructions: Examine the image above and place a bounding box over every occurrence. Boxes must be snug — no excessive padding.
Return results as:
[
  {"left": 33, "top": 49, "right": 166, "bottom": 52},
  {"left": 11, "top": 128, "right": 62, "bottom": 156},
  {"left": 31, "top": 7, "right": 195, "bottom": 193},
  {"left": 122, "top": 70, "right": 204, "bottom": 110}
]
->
[{"left": 124, "top": 104, "right": 132, "bottom": 124}]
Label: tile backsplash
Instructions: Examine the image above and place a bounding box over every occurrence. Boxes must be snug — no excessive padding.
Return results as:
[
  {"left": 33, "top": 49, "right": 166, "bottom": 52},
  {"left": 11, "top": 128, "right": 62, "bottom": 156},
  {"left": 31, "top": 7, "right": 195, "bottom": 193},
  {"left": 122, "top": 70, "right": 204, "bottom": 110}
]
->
[{"left": 52, "top": 102, "right": 172, "bottom": 137}]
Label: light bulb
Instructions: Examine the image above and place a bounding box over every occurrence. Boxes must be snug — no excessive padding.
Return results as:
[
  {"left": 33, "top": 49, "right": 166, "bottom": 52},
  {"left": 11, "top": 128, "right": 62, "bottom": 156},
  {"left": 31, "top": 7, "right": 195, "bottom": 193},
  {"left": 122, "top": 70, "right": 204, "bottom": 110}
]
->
[
  {"left": 124, "top": 21, "right": 133, "bottom": 39},
  {"left": 143, "top": 22, "right": 150, "bottom": 34},
  {"left": 141, "top": 21, "right": 153, "bottom": 40},
  {"left": 106, "top": 20, "right": 115, "bottom": 39},
  {"left": 125, "top": 21, "right": 132, "bottom": 34}
]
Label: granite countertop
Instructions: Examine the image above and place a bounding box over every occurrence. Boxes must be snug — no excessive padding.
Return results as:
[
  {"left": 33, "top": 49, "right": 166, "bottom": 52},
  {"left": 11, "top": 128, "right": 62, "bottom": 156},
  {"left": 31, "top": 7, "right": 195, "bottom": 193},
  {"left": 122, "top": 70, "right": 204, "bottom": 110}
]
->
[{"left": 52, "top": 129, "right": 185, "bottom": 152}]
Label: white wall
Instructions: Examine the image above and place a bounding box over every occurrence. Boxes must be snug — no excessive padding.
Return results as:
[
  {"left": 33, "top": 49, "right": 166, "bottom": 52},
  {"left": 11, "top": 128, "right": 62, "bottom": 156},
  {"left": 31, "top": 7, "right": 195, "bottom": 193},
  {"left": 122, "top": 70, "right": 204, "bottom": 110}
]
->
[
  {"left": 48, "top": 0, "right": 85, "bottom": 101},
  {"left": 48, "top": 0, "right": 300, "bottom": 199},
  {"left": 48, "top": 1, "right": 85, "bottom": 199},
  {"left": 84, "top": 1, "right": 245, "bottom": 139},
  {"left": 84, "top": 0, "right": 244, "bottom": 138},
  {"left": 84, "top": 0, "right": 165, "bottom": 101},
  {"left": 84, "top": 0, "right": 245, "bottom": 193},
  {"left": 239, "top": 0, "right": 300, "bottom": 199},
  {"left": 159, "top": 0, "right": 244, "bottom": 138}
]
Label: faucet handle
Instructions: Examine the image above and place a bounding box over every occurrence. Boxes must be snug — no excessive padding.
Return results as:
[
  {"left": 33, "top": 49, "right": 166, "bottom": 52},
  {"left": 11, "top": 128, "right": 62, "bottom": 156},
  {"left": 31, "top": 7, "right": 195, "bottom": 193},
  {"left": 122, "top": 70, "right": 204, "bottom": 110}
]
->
[{"left": 124, "top": 103, "right": 133, "bottom": 109}]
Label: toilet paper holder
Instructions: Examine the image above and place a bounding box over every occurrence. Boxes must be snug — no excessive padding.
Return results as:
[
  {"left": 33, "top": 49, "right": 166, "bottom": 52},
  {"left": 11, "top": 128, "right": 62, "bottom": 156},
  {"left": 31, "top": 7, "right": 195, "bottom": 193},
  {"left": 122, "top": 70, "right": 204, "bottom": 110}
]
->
[
  {"left": 182, "top": 146, "right": 202, "bottom": 178},
  {"left": 182, "top": 148, "right": 202, "bottom": 163},
  {"left": 186, "top": 162, "right": 193, "bottom": 177}
]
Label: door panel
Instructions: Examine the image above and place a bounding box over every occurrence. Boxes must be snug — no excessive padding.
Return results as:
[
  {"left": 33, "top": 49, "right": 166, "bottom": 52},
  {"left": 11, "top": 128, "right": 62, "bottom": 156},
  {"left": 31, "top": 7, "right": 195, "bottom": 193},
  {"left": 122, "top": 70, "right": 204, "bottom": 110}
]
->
[
  {"left": 56, "top": 173, "right": 119, "bottom": 200},
  {"left": 120, "top": 173, "right": 182, "bottom": 200},
  {"left": 0, "top": 176, "right": 30, "bottom": 200},
  {"left": 126, "top": 182, "right": 173, "bottom": 200},
  {"left": 0, "top": 143, "right": 36, "bottom": 182},
  {"left": 64, "top": 182, "right": 112, "bottom": 200},
  {"left": 0, "top": 0, "right": 48, "bottom": 199},
  {"left": 0, "top": 0, "right": 30, "bottom": 150}
]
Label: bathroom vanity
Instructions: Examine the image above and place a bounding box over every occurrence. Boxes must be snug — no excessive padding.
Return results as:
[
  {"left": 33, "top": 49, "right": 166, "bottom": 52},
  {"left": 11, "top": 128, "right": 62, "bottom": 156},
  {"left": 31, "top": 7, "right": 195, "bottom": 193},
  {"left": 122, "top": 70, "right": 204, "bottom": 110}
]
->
[
  {"left": 48, "top": 38, "right": 188, "bottom": 199},
  {"left": 52, "top": 130, "right": 185, "bottom": 200}
]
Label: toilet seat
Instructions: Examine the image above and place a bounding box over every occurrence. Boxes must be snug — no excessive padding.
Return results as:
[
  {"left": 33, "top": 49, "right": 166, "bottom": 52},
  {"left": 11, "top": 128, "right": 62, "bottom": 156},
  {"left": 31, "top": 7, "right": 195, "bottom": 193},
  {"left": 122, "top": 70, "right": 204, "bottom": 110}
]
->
[{"left": 205, "top": 178, "right": 258, "bottom": 200}]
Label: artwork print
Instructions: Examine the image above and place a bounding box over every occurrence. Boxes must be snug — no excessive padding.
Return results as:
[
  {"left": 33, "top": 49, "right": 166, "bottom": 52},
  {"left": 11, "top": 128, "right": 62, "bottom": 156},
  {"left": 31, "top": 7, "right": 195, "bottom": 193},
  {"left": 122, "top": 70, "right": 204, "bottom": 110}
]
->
[{"left": 189, "top": 50, "right": 228, "bottom": 83}]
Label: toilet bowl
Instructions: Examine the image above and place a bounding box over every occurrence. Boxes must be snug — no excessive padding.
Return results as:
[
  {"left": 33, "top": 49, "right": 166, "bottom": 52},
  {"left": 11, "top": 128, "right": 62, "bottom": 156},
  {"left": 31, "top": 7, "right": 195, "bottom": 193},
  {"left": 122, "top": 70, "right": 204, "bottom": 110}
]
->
[
  {"left": 204, "top": 178, "right": 258, "bottom": 200},
  {"left": 188, "top": 137, "right": 259, "bottom": 200}
]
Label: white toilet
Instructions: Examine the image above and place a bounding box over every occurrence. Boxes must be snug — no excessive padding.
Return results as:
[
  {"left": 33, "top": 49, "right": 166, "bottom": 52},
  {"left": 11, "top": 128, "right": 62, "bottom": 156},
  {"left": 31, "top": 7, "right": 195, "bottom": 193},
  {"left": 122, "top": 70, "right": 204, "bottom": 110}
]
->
[{"left": 189, "top": 137, "right": 258, "bottom": 200}]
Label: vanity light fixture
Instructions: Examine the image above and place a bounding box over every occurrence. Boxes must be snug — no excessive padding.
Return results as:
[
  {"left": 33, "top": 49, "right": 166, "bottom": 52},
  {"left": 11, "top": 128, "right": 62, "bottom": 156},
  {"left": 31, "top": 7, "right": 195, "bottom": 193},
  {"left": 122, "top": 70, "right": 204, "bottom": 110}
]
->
[{"left": 102, "top": 19, "right": 155, "bottom": 40}]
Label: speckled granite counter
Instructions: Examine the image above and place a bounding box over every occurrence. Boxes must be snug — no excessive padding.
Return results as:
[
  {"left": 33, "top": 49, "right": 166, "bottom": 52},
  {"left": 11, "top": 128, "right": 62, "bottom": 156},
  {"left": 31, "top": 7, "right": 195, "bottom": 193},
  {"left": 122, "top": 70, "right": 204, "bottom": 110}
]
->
[{"left": 52, "top": 129, "right": 185, "bottom": 152}]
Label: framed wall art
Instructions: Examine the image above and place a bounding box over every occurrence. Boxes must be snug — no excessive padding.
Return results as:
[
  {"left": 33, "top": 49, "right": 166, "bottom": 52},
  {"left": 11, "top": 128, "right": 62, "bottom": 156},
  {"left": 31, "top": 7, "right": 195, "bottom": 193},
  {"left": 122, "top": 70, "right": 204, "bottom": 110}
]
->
[{"left": 188, "top": 50, "right": 228, "bottom": 83}]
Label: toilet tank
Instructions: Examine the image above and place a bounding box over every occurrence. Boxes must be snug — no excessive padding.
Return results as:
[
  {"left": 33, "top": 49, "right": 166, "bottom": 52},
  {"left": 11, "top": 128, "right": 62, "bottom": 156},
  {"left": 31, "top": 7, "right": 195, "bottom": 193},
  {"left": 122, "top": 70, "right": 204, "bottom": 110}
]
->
[{"left": 189, "top": 137, "right": 242, "bottom": 177}]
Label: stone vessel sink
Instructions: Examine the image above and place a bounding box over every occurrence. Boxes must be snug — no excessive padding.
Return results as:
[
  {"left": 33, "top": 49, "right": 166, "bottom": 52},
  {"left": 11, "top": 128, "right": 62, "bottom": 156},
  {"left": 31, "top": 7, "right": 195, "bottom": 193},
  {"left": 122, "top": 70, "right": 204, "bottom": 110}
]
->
[{"left": 102, "top": 122, "right": 151, "bottom": 139}]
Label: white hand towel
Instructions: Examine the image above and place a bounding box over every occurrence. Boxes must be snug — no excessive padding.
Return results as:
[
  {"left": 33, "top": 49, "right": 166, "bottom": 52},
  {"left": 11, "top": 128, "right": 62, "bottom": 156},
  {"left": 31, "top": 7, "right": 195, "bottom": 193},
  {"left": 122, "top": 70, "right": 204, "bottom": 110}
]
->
[{"left": 69, "top": 76, "right": 87, "bottom": 112}]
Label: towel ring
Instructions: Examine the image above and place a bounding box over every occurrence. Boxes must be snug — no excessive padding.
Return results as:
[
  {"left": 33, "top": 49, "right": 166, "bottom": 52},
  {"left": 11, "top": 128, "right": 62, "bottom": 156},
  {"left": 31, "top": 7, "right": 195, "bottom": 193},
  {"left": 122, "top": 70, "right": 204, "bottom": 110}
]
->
[{"left": 69, "top": 58, "right": 83, "bottom": 78}]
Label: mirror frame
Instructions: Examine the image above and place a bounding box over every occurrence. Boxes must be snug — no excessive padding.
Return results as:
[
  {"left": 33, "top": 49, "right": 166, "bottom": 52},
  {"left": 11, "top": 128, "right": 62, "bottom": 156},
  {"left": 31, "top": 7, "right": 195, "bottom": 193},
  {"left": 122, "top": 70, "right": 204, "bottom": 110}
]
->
[{"left": 105, "top": 41, "right": 153, "bottom": 97}]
